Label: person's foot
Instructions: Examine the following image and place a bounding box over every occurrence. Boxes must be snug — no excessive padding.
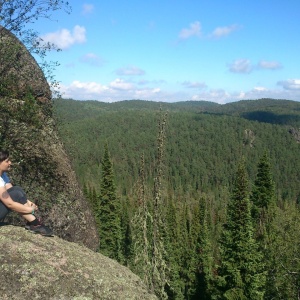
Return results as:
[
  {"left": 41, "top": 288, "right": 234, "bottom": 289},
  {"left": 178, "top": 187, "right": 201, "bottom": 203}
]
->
[{"left": 25, "top": 218, "right": 53, "bottom": 236}]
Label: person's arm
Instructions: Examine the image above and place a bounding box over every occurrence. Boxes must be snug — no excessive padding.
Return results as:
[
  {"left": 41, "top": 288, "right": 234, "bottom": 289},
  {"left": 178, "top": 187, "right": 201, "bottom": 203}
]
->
[
  {"left": 0, "top": 186, "right": 34, "bottom": 214},
  {"left": 2, "top": 172, "right": 12, "bottom": 189}
]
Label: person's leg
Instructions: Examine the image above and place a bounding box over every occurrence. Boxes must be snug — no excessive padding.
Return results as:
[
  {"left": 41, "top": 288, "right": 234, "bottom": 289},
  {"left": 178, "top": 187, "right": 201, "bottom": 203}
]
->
[
  {"left": 7, "top": 186, "right": 35, "bottom": 222},
  {"left": 5, "top": 186, "right": 52, "bottom": 235},
  {"left": 0, "top": 200, "right": 10, "bottom": 220}
]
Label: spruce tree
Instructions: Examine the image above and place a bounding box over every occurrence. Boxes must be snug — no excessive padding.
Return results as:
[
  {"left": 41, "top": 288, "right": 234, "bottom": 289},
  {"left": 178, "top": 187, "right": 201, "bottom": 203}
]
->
[
  {"left": 98, "top": 144, "right": 122, "bottom": 262},
  {"left": 150, "top": 110, "right": 168, "bottom": 300},
  {"left": 251, "top": 152, "right": 278, "bottom": 299},
  {"left": 165, "top": 197, "right": 185, "bottom": 300},
  {"left": 130, "top": 111, "right": 169, "bottom": 299},
  {"left": 217, "top": 161, "right": 266, "bottom": 300},
  {"left": 130, "top": 154, "right": 152, "bottom": 285},
  {"left": 197, "top": 197, "right": 214, "bottom": 300},
  {"left": 251, "top": 151, "right": 275, "bottom": 222},
  {"left": 183, "top": 203, "right": 201, "bottom": 299}
]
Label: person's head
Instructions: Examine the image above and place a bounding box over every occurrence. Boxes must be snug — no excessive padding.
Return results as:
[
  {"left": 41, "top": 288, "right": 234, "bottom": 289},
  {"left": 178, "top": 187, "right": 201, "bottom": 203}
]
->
[
  {"left": 0, "top": 150, "right": 11, "bottom": 173},
  {"left": 0, "top": 150, "right": 9, "bottom": 163}
]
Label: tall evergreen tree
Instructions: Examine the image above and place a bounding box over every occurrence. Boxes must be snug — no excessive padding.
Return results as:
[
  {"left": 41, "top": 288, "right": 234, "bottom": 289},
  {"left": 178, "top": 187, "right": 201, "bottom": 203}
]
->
[
  {"left": 182, "top": 203, "right": 200, "bottom": 299},
  {"left": 130, "top": 154, "right": 152, "bottom": 285},
  {"left": 197, "top": 197, "right": 214, "bottom": 300},
  {"left": 251, "top": 151, "right": 275, "bottom": 222},
  {"left": 150, "top": 110, "right": 168, "bottom": 300},
  {"left": 98, "top": 144, "right": 122, "bottom": 262},
  {"left": 251, "top": 152, "right": 278, "bottom": 299},
  {"left": 165, "top": 197, "right": 185, "bottom": 300},
  {"left": 217, "top": 161, "right": 266, "bottom": 300}
]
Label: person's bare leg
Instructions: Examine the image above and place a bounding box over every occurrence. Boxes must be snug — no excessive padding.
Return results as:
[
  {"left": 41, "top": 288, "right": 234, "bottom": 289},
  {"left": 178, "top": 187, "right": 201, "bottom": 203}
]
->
[{"left": 19, "top": 201, "right": 36, "bottom": 222}]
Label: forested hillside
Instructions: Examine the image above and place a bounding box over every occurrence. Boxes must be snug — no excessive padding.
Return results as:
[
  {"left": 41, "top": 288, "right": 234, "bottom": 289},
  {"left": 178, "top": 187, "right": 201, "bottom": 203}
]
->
[
  {"left": 53, "top": 98, "right": 300, "bottom": 299},
  {"left": 53, "top": 98, "right": 300, "bottom": 202}
]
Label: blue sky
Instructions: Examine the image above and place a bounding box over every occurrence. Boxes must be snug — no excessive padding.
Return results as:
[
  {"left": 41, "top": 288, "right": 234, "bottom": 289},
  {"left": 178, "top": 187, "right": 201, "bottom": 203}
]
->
[{"left": 32, "top": 0, "right": 300, "bottom": 103}]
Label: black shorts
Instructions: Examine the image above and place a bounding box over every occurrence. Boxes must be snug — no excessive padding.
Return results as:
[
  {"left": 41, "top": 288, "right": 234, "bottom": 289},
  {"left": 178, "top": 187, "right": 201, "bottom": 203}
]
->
[{"left": 0, "top": 186, "right": 27, "bottom": 220}]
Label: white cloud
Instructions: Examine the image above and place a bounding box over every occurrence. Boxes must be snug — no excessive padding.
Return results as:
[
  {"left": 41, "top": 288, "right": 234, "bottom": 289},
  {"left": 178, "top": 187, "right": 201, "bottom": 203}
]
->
[
  {"left": 115, "top": 66, "right": 145, "bottom": 76},
  {"left": 210, "top": 24, "right": 240, "bottom": 38},
  {"left": 41, "top": 25, "right": 86, "bottom": 49},
  {"left": 190, "top": 86, "right": 295, "bottom": 104},
  {"left": 82, "top": 4, "right": 94, "bottom": 15},
  {"left": 254, "top": 86, "right": 268, "bottom": 91},
  {"left": 277, "top": 79, "right": 300, "bottom": 90},
  {"left": 109, "top": 78, "right": 135, "bottom": 90},
  {"left": 80, "top": 53, "right": 104, "bottom": 67},
  {"left": 135, "top": 88, "right": 162, "bottom": 98},
  {"left": 59, "top": 79, "right": 166, "bottom": 102},
  {"left": 182, "top": 81, "right": 207, "bottom": 89},
  {"left": 228, "top": 59, "right": 252, "bottom": 73},
  {"left": 178, "top": 21, "right": 202, "bottom": 40},
  {"left": 60, "top": 80, "right": 109, "bottom": 100},
  {"left": 59, "top": 79, "right": 300, "bottom": 103},
  {"left": 191, "top": 89, "right": 230, "bottom": 104},
  {"left": 228, "top": 59, "right": 282, "bottom": 74},
  {"left": 258, "top": 60, "right": 282, "bottom": 70}
]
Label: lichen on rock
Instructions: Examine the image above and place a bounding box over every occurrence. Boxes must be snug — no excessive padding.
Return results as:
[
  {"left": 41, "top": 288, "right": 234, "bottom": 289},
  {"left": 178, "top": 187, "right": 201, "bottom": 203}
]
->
[{"left": 0, "top": 225, "right": 157, "bottom": 300}]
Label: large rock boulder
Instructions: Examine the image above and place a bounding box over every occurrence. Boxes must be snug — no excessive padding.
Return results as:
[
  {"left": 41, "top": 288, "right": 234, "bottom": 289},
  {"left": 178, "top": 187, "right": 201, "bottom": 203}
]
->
[
  {"left": 0, "top": 26, "right": 51, "bottom": 102},
  {"left": 0, "top": 27, "right": 99, "bottom": 250},
  {"left": 0, "top": 225, "right": 157, "bottom": 300}
]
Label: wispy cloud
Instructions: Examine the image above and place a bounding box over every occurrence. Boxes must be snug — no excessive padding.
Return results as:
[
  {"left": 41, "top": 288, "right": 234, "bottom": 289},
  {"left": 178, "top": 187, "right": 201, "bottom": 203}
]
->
[
  {"left": 80, "top": 53, "right": 104, "bottom": 67},
  {"left": 190, "top": 85, "right": 300, "bottom": 104},
  {"left": 41, "top": 25, "right": 86, "bottom": 49},
  {"left": 210, "top": 24, "right": 240, "bottom": 38},
  {"left": 253, "top": 86, "right": 268, "bottom": 91},
  {"left": 277, "top": 79, "right": 300, "bottom": 90},
  {"left": 228, "top": 59, "right": 283, "bottom": 74},
  {"left": 228, "top": 59, "right": 252, "bottom": 74},
  {"left": 178, "top": 21, "right": 202, "bottom": 40},
  {"left": 82, "top": 4, "right": 94, "bottom": 15},
  {"left": 257, "top": 60, "right": 282, "bottom": 70},
  {"left": 115, "top": 66, "right": 145, "bottom": 76},
  {"left": 182, "top": 81, "right": 207, "bottom": 89}
]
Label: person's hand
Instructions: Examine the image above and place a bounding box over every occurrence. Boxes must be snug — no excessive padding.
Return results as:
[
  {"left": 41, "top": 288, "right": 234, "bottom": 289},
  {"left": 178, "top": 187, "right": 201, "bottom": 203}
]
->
[
  {"left": 31, "top": 203, "right": 38, "bottom": 211},
  {"left": 28, "top": 200, "right": 38, "bottom": 211}
]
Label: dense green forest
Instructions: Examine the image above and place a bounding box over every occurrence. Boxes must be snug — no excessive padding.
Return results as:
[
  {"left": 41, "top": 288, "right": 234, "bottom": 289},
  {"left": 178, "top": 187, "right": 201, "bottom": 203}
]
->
[
  {"left": 53, "top": 98, "right": 300, "bottom": 201},
  {"left": 53, "top": 98, "right": 300, "bottom": 299}
]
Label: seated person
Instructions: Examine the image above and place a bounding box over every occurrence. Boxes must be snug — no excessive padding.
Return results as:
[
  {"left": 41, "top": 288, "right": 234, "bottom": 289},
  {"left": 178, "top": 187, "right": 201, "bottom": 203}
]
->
[{"left": 0, "top": 150, "right": 53, "bottom": 236}]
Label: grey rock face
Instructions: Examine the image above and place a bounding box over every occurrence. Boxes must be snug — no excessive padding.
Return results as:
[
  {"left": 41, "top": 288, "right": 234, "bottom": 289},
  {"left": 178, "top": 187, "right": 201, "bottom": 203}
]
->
[
  {"left": 0, "top": 226, "right": 157, "bottom": 300},
  {"left": 0, "top": 26, "right": 51, "bottom": 102}
]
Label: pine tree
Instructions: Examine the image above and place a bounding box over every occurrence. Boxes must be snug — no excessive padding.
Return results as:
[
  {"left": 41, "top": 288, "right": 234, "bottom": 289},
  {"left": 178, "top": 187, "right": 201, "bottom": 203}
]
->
[
  {"left": 217, "top": 161, "right": 266, "bottom": 300},
  {"left": 98, "top": 144, "right": 122, "bottom": 262}
]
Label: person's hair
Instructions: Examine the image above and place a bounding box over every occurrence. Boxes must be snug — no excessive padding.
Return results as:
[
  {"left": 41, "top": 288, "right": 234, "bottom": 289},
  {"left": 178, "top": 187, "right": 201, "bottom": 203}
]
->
[{"left": 0, "top": 150, "right": 9, "bottom": 163}]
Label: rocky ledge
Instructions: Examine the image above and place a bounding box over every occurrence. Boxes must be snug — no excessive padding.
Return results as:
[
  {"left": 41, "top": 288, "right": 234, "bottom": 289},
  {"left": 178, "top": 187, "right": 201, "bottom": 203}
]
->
[{"left": 0, "top": 225, "right": 157, "bottom": 300}]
